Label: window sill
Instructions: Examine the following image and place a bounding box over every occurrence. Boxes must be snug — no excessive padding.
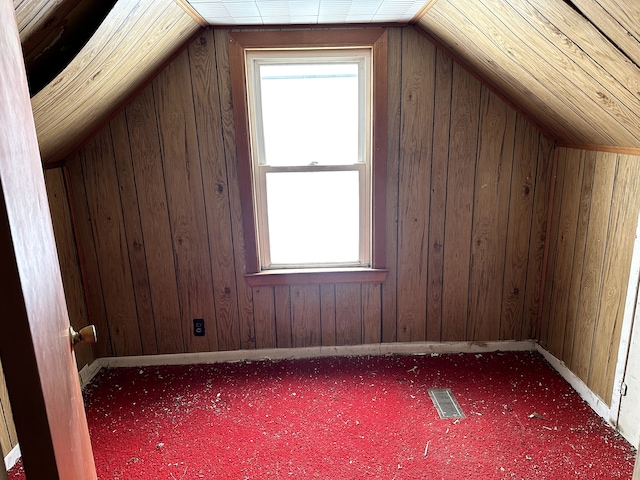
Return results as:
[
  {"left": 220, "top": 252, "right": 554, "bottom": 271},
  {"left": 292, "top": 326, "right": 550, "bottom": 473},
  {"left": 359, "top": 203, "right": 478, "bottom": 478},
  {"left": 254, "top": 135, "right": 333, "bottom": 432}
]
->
[{"left": 245, "top": 268, "right": 388, "bottom": 287}]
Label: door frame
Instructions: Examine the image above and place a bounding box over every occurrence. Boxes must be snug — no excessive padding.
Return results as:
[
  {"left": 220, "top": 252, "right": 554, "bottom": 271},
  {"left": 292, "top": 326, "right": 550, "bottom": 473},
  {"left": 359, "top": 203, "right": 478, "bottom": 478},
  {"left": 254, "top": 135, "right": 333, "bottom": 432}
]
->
[{"left": 610, "top": 206, "right": 640, "bottom": 433}]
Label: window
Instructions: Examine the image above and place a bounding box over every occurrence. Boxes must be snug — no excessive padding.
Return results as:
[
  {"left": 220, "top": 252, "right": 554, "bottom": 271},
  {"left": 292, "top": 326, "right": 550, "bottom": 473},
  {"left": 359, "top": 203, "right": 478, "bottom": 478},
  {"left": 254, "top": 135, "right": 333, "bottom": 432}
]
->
[
  {"left": 248, "top": 50, "right": 370, "bottom": 269},
  {"left": 229, "top": 30, "right": 388, "bottom": 286}
]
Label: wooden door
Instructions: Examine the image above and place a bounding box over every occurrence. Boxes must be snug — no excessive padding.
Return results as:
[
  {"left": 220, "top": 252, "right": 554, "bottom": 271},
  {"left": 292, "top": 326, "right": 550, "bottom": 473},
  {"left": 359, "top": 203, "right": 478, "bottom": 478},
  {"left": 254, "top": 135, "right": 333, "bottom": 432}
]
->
[
  {"left": 0, "top": 1, "right": 97, "bottom": 478},
  {"left": 618, "top": 309, "right": 640, "bottom": 448}
]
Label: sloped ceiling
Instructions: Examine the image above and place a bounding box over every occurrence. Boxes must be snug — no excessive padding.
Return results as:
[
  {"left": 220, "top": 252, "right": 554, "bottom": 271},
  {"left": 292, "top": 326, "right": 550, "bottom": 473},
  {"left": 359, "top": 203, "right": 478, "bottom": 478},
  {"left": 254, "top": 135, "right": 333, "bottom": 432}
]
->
[
  {"left": 13, "top": 0, "right": 640, "bottom": 165},
  {"left": 15, "top": 0, "right": 202, "bottom": 165},
  {"left": 419, "top": 0, "right": 640, "bottom": 148}
]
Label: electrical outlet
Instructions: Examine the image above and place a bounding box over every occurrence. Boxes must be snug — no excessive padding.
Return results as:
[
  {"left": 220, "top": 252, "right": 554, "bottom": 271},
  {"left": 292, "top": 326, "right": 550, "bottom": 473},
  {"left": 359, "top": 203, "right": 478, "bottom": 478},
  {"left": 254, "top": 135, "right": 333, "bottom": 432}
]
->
[{"left": 193, "top": 318, "right": 205, "bottom": 336}]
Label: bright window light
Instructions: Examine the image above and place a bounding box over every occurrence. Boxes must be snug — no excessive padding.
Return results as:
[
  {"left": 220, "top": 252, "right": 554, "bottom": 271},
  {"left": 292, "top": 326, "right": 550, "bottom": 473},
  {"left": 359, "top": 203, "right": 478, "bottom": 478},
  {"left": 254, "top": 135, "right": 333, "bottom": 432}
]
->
[
  {"left": 246, "top": 49, "right": 372, "bottom": 270},
  {"left": 259, "top": 63, "right": 360, "bottom": 166},
  {"left": 266, "top": 171, "right": 360, "bottom": 265}
]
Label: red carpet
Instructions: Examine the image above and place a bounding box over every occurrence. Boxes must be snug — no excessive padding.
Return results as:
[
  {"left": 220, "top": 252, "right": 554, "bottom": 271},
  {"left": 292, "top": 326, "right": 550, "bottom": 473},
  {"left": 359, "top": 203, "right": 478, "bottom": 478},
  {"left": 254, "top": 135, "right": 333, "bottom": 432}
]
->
[{"left": 8, "top": 351, "right": 636, "bottom": 479}]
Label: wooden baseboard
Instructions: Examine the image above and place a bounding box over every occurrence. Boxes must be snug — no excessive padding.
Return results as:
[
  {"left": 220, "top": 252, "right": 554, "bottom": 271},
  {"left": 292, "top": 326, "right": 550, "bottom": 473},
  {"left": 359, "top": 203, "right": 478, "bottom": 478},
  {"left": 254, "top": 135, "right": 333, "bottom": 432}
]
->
[
  {"left": 3, "top": 443, "right": 20, "bottom": 472},
  {"left": 96, "top": 340, "right": 537, "bottom": 368},
  {"left": 534, "top": 344, "right": 611, "bottom": 423},
  {"left": 78, "top": 360, "right": 103, "bottom": 390}
]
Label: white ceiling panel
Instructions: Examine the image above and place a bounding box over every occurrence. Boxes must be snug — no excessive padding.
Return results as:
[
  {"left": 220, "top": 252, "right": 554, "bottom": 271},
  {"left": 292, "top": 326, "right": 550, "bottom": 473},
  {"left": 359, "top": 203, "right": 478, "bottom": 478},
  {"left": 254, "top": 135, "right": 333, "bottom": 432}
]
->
[{"left": 187, "top": 0, "right": 428, "bottom": 25}]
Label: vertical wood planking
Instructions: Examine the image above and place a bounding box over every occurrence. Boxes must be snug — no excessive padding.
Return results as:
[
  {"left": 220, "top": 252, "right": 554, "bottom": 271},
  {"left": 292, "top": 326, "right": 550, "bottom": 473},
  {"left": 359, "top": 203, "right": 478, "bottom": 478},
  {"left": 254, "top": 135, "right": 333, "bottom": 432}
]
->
[
  {"left": 321, "top": 284, "right": 337, "bottom": 346},
  {"left": 441, "top": 63, "right": 481, "bottom": 341},
  {"left": 190, "top": 30, "right": 242, "bottom": 351},
  {"left": 539, "top": 147, "right": 640, "bottom": 403},
  {"left": 538, "top": 150, "right": 567, "bottom": 347},
  {"left": 291, "top": 286, "right": 321, "bottom": 347},
  {"left": 274, "top": 286, "right": 293, "bottom": 348},
  {"left": 467, "top": 88, "right": 516, "bottom": 341},
  {"left": 336, "top": 284, "right": 363, "bottom": 345},
  {"left": 363, "top": 284, "right": 381, "bottom": 344},
  {"left": 570, "top": 152, "right": 617, "bottom": 381},
  {"left": 421, "top": 1, "right": 596, "bottom": 146},
  {"left": 545, "top": 148, "right": 584, "bottom": 357},
  {"left": 588, "top": 155, "right": 640, "bottom": 402},
  {"left": 382, "top": 27, "right": 402, "bottom": 343},
  {"left": 124, "top": 87, "right": 184, "bottom": 354},
  {"left": 252, "top": 287, "right": 276, "bottom": 349},
  {"left": 396, "top": 27, "right": 435, "bottom": 342},
  {"left": 2, "top": 372, "right": 16, "bottom": 450},
  {"left": 54, "top": 26, "right": 568, "bottom": 363},
  {"left": 44, "top": 168, "right": 95, "bottom": 369},
  {"left": 65, "top": 154, "right": 113, "bottom": 358},
  {"left": 0, "top": 402, "right": 11, "bottom": 461},
  {"left": 82, "top": 128, "right": 143, "bottom": 356},
  {"left": 214, "top": 28, "right": 257, "bottom": 349},
  {"left": 153, "top": 48, "right": 217, "bottom": 352},
  {"left": 109, "top": 112, "right": 158, "bottom": 355},
  {"left": 0, "top": 370, "right": 11, "bottom": 456},
  {"left": 500, "top": 116, "right": 538, "bottom": 340},
  {"left": 0, "top": 361, "right": 17, "bottom": 453},
  {"left": 521, "top": 135, "right": 554, "bottom": 339},
  {"left": 539, "top": 146, "right": 567, "bottom": 348},
  {"left": 562, "top": 150, "right": 597, "bottom": 365},
  {"left": 427, "top": 48, "right": 453, "bottom": 342}
]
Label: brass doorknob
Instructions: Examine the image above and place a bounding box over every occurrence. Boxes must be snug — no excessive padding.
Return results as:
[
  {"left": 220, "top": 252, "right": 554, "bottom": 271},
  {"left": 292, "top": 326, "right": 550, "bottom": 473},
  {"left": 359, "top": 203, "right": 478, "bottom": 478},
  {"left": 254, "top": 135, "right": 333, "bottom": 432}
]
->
[{"left": 70, "top": 325, "right": 97, "bottom": 345}]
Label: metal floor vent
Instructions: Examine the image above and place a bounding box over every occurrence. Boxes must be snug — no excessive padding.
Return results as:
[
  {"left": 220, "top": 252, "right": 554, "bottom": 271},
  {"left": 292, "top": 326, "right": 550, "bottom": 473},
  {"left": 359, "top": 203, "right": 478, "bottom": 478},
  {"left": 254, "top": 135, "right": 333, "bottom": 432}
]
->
[{"left": 428, "top": 388, "right": 466, "bottom": 419}]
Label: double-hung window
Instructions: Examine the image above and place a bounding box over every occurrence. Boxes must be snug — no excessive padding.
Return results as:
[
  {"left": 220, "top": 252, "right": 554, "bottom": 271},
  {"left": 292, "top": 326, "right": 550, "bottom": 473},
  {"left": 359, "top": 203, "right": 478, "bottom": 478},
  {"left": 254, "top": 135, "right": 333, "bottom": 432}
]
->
[{"left": 229, "top": 30, "right": 387, "bottom": 286}]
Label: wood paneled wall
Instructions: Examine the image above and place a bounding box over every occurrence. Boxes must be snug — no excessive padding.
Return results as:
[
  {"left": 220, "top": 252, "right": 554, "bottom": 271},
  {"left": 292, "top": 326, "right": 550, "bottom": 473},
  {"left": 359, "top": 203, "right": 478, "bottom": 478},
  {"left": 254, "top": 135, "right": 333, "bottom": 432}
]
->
[
  {"left": 0, "top": 361, "right": 18, "bottom": 459},
  {"left": 56, "top": 26, "right": 552, "bottom": 360},
  {"left": 44, "top": 168, "right": 95, "bottom": 371},
  {"left": 540, "top": 147, "right": 640, "bottom": 404}
]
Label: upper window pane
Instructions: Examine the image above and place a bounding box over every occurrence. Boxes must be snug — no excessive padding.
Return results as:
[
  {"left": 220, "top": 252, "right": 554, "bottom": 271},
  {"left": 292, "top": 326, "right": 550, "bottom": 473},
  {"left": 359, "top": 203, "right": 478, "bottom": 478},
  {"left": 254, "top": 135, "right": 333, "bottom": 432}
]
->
[
  {"left": 248, "top": 51, "right": 369, "bottom": 167},
  {"left": 259, "top": 63, "right": 359, "bottom": 166}
]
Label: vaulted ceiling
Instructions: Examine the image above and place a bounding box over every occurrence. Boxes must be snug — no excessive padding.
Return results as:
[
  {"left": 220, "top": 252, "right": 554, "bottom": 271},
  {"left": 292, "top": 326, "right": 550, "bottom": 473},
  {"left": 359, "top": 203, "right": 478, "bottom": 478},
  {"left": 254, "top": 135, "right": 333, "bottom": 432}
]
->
[{"left": 13, "top": 0, "right": 640, "bottom": 165}]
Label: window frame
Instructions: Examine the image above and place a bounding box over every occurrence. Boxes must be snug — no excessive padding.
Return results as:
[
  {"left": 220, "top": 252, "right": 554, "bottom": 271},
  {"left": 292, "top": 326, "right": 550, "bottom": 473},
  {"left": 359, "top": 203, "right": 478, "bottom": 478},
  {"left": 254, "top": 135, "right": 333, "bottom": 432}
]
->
[
  {"left": 247, "top": 49, "right": 371, "bottom": 270},
  {"left": 228, "top": 29, "right": 388, "bottom": 286}
]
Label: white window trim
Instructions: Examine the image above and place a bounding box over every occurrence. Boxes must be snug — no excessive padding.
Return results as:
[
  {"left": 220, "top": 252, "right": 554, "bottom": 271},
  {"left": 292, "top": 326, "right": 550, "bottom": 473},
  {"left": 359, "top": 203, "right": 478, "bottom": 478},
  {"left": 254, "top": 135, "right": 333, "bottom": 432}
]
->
[
  {"left": 228, "top": 29, "right": 388, "bottom": 287},
  {"left": 245, "top": 49, "right": 373, "bottom": 270}
]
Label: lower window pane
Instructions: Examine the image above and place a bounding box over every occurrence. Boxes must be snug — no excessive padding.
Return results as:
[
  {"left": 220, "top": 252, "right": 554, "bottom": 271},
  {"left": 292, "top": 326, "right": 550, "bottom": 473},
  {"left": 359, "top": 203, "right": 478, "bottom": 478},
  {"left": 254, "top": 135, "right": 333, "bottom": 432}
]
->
[{"left": 265, "top": 171, "right": 360, "bottom": 266}]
